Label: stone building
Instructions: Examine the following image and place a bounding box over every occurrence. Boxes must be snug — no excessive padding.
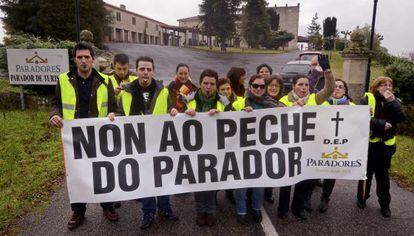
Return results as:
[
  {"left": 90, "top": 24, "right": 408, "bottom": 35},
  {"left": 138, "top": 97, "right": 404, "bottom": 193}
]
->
[
  {"left": 103, "top": 2, "right": 299, "bottom": 49},
  {"left": 177, "top": 4, "right": 300, "bottom": 49},
  {"left": 103, "top": 3, "right": 187, "bottom": 46}
]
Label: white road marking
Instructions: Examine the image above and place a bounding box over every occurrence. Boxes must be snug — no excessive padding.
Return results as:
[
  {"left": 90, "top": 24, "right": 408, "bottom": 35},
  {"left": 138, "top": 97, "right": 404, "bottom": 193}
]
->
[{"left": 261, "top": 207, "right": 279, "bottom": 236}]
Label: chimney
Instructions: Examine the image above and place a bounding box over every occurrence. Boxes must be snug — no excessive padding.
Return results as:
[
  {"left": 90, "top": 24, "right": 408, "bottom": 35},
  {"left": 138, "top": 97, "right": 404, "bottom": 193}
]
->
[{"left": 120, "top": 4, "right": 126, "bottom": 10}]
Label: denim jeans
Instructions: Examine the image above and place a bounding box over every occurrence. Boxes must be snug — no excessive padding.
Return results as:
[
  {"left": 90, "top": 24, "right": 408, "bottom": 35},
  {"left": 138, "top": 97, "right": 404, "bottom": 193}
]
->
[
  {"left": 141, "top": 195, "right": 171, "bottom": 215},
  {"left": 234, "top": 188, "right": 264, "bottom": 214}
]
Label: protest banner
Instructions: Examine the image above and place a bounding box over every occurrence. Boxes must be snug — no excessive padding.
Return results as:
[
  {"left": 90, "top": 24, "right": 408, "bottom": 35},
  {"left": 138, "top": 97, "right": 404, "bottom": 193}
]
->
[{"left": 61, "top": 105, "right": 370, "bottom": 203}]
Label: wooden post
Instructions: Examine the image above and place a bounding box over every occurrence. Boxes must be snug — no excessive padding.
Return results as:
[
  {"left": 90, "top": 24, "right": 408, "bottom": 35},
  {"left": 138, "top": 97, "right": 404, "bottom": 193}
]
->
[{"left": 19, "top": 85, "right": 25, "bottom": 110}]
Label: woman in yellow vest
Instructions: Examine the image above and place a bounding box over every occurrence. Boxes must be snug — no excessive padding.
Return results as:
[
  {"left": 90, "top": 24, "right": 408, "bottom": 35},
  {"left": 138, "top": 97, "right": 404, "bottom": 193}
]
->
[
  {"left": 231, "top": 74, "right": 283, "bottom": 225},
  {"left": 310, "top": 78, "right": 355, "bottom": 213},
  {"left": 277, "top": 55, "right": 335, "bottom": 220},
  {"left": 185, "top": 69, "right": 225, "bottom": 227},
  {"left": 356, "top": 76, "right": 406, "bottom": 218}
]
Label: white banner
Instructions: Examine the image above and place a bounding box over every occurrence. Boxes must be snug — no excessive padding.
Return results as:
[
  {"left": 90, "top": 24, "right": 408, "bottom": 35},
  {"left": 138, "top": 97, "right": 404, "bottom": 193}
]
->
[
  {"left": 62, "top": 106, "right": 370, "bottom": 203},
  {"left": 7, "top": 49, "right": 69, "bottom": 85}
]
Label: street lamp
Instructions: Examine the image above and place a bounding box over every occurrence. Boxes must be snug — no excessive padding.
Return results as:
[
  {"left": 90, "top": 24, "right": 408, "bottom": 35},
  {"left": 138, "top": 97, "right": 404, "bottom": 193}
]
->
[
  {"left": 341, "top": 30, "right": 352, "bottom": 48},
  {"left": 365, "top": 0, "right": 379, "bottom": 92},
  {"left": 75, "top": 0, "right": 81, "bottom": 42}
]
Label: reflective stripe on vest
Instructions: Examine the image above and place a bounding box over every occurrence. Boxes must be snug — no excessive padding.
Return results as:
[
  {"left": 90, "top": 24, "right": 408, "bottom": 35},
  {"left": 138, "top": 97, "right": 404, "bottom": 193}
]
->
[
  {"left": 59, "top": 72, "right": 109, "bottom": 120},
  {"left": 187, "top": 99, "right": 225, "bottom": 112},
  {"left": 279, "top": 93, "right": 317, "bottom": 107},
  {"left": 365, "top": 92, "right": 396, "bottom": 145},
  {"left": 121, "top": 87, "right": 169, "bottom": 116}
]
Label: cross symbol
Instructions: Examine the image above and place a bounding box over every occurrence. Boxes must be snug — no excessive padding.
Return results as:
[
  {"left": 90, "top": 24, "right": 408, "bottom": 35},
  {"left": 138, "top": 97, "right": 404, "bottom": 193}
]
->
[{"left": 331, "top": 112, "right": 344, "bottom": 137}]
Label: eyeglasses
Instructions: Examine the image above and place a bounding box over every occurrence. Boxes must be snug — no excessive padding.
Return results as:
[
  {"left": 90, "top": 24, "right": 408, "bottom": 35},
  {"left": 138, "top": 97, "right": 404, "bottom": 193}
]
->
[{"left": 251, "top": 84, "right": 266, "bottom": 89}]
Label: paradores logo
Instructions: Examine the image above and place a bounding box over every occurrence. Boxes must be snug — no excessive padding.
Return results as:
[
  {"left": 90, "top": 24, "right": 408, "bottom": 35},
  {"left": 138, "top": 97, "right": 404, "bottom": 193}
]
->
[{"left": 307, "top": 112, "right": 362, "bottom": 168}]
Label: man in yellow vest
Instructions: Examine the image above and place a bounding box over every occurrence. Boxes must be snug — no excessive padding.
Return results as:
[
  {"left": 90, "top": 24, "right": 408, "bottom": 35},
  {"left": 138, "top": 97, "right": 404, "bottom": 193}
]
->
[
  {"left": 117, "top": 56, "right": 178, "bottom": 230},
  {"left": 50, "top": 42, "right": 118, "bottom": 229},
  {"left": 108, "top": 53, "right": 137, "bottom": 103}
]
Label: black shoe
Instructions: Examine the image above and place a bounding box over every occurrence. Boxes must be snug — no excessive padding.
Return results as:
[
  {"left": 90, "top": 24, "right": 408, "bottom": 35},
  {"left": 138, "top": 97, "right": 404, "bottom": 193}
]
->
[
  {"left": 318, "top": 197, "right": 330, "bottom": 213},
  {"left": 140, "top": 213, "right": 155, "bottom": 230},
  {"left": 292, "top": 210, "right": 307, "bottom": 220},
  {"left": 67, "top": 212, "right": 85, "bottom": 230},
  {"left": 158, "top": 209, "right": 179, "bottom": 221},
  {"left": 277, "top": 211, "right": 288, "bottom": 219},
  {"left": 304, "top": 200, "right": 313, "bottom": 212},
  {"left": 236, "top": 214, "right": 249, "bottom": 226},
  {"left": 252, "top": 209, "right": 262, "bottom": 223},
  {"left": 356, "top": 199, "right": 366, "bottom": 209},
  {"left": 103, "top": 206, "right": 119, "bottom": 221},
  {"left": 381, "top": 207, "right": 391, "bottom": 218}
]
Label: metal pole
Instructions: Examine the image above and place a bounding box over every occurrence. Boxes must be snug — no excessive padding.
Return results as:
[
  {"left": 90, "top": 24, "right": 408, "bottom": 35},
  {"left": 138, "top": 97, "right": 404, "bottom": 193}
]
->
[
  {"left": 19, "top": 85, "right": 25, "bottom": 110},
  {"left": 75, "top": 0, "right": 81, "bottom": 42},
  {"left": 365, "top": 0, "right": 378, "bottom": 92}
]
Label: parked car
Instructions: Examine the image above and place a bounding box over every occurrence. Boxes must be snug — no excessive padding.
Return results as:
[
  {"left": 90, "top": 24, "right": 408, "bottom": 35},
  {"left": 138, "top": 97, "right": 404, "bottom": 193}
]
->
[
  {"left": 280, "top": 60, "right": 311, "bottom": 91},
  {"left": 297, "top": 51, "right": 321, "bottom": 61}
]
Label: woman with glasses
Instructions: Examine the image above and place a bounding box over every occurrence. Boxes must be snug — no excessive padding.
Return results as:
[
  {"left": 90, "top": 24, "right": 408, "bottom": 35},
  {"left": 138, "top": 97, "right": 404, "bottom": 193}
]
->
[
  {"left": 356, "top": 76, "right": 406, "bottom": 218},
  {"left": 231, "top": 74, "right": 283, "bottom": 225},
  {"left": 277, "top": 55, "right": 335, "bottom": 220},
  {"left": 266, "top": 74, "right": 284, "bottom": 101}
]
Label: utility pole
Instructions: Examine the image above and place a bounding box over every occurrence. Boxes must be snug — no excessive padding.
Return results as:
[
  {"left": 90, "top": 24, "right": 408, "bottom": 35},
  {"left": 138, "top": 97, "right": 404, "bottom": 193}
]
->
[{"left": 365, "top": 0, "right": 379, "bottom": 92}]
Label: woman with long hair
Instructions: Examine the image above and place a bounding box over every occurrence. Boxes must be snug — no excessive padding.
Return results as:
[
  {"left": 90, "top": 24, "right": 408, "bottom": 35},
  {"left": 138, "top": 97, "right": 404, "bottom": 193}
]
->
[{"left": 227, "top": 67, "right": 246, "bottom": 97}]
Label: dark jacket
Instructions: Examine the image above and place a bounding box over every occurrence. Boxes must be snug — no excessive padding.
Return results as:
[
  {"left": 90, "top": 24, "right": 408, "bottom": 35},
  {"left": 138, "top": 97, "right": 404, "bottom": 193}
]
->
[
  {"left": 360, "top": 93, "right": 406, "bottom": 140},
  {"left": 118, "top": 78, "right": 172, "bottom": 116},
  {"left": 50, "top": 68, "right": 116, "bottom": 119}
]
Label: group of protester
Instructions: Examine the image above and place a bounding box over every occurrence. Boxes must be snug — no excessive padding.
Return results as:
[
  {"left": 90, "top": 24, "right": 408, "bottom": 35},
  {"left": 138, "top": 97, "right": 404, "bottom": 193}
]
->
[{"left": 50, "top": 42, "right": 406, "bottom": 230}]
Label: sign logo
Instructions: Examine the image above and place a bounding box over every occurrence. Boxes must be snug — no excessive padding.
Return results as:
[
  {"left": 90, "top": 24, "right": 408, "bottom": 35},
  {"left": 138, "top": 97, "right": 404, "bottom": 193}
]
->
[
  {"left": 25, "top": 52, "right": 48, "bottom": 64},
  {"left": 321, "top": 147, "right": 348, "bottom": 159}
]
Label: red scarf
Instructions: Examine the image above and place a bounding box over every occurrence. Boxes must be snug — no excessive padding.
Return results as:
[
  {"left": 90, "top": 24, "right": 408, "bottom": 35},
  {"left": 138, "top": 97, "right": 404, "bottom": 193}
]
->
[{"left": 174, "top": 77, "right": 193, "bottom": 112}]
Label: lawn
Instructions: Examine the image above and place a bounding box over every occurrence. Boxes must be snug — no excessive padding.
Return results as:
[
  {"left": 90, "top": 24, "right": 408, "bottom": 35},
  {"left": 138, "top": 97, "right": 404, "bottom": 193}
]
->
[{"left": 391, "top": 136, "right": 414, "bottom": 191}]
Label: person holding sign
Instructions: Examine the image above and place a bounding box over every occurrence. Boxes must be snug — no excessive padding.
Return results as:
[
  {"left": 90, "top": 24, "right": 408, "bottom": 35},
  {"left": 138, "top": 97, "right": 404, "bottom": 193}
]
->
[
  {"left": 356, "top": 76, "right": 406, "bottom": 218},
  {"left": 117, "top": 56, "right": 178, "bottom": 229},
  {"left": 278, "top": 54, "right": 335, "bottom": 220},
  {"left": 50, "top": 42, "right": 118, "bottom": 229},
  {"left": 108, "top": 53, "right": 137, "bottom": 103},
  {"left": 168, "top": 63, "right": 198, "bottom": 115},
  {"left": 231, "top": 74, "right": 283, "bottom": 225},
  {"left": 185, "top": 69, "right": 226, "bottom": 227}
]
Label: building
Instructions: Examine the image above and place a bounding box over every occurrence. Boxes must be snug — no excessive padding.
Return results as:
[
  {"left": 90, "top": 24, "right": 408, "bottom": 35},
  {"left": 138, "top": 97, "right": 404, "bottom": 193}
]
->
[
  {"left": 103, "top": 2, "right": 187, "bottom": 46},
  {"left": 103, "top": 2, "right": 299, "bottom": 49},
  {"left": 178, "top": 4, "right": 300, "bottom": 49}
]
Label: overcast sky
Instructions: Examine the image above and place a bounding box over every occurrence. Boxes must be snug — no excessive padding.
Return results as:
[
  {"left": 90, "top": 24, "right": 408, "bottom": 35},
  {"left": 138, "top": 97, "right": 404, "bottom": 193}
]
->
[{"left": 1, "top": 0, "right": 413, "bottom": 56}]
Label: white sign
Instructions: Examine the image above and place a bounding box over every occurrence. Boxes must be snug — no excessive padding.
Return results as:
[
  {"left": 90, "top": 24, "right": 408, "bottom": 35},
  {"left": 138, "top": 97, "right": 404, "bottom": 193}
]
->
[
  {"left": 61, "top": 106, "right": 370, "bottom": 203},
  {"left": 7, "top": 49, "right": 69, "bottom": 85}
]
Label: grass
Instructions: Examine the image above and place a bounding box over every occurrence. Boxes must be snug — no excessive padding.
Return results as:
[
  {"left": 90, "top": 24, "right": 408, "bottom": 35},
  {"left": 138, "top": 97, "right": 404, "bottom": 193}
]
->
[
  {"left": 391, "top": 136, "right": 414, "bottom": 191},
  {"left": 0, "top": 109, "right": 64, "bottom": 232},
  {"left": 324, "top": 51, "right": 385, "bottom": 80},
  {"left": 0, "top": 79, "right": 22, "bottom": 93},
  {"left": 190, "top": 46, "right": 289, "bottom": 54}
]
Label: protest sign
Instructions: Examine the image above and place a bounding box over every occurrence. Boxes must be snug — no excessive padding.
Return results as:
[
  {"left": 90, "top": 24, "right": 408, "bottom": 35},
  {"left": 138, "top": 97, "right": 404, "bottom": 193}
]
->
[{"left": 62, "top": 106, "right": 370, "bottom": 203}]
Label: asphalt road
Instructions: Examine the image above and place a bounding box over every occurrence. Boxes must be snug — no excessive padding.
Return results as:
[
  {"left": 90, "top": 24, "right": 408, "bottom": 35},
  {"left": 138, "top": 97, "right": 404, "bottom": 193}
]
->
[
  {"left": 105, "top": 43, "right": 299, "bottom": 85},
  {"left": 17, "top": 45, "right": 414, "bottom": 235}
]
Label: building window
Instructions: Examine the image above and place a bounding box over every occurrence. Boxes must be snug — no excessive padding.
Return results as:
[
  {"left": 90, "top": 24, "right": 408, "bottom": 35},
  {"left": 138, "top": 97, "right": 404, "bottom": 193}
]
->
[
  {"left": 132, "top": 17, "right": 136, "bottom": 25},
  {"left": 145, "top": 21, "right": 148, "bottom": 28},
  {"left": 116, "top": 12, "right": 121, "bottom": 21}
]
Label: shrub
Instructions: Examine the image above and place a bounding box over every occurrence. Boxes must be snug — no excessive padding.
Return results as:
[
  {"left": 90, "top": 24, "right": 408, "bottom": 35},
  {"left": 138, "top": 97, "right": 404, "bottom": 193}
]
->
[{"left": 385, "top": 58, "right": 414, "bottom": 103}]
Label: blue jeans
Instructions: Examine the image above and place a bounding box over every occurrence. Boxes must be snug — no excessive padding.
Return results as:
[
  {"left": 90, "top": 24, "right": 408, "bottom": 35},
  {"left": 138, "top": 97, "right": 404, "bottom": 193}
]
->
[
  {"left": 234, "top": 188, "right": 264, "bottom": 215},
  {"left": 141, "top": 195, "right": 171, "bottom": 215}
]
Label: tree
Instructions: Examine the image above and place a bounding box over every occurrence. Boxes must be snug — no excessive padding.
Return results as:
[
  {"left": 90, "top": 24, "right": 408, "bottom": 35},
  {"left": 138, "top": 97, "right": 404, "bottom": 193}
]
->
[
  {"left": 323, "top": 17, "right": 337, "bottom": 50},
  {"left": 267, "top": 8, "right": 279, "bottom": 31},
  {"left": 241, "top": 0, "right": 270, "bottom": 48},
  {"left": 199, "top": 0, "right": 241, "bottom": 51},
  {"left": 307, "top": 13, "right": 323, "bottom": 50},
  {"left": 263, "top": 30, "right": 294, "bottom": 50},
  {"left": 408, "top": 51, "right": 414, "bottom": 62},
  {"left": 0, "top": 0, "right": 111, "bottom": 45}
]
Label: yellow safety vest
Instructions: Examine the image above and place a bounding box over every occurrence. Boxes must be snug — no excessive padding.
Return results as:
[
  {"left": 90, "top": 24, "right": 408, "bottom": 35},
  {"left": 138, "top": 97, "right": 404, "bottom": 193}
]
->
[
  {"left": 121, "top": 87, "right": 169, "bottom": 116},
  {"left": 59, "top": 72, "right": 109, "bottom": 120},
  {"left": 365, "top": 92, "right": 396, "bottom": 146},
  {"left": 109, "top": 75, "right": 138, "bottom": 103},
  {"left": 279, "top": 93, "right": 317, "bottom": 107},
  {"left": 187, "top": 99, "right": 225, "bottom": 112}
]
